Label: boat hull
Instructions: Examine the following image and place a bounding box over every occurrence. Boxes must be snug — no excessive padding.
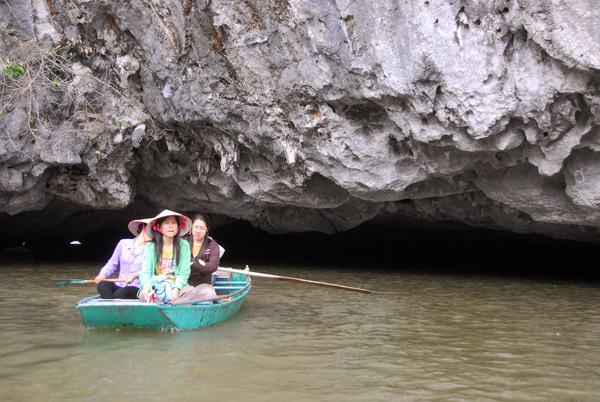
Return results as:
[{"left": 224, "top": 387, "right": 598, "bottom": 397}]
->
[{"left": 76, "top": 275, "right": 251, "bottom": 330}]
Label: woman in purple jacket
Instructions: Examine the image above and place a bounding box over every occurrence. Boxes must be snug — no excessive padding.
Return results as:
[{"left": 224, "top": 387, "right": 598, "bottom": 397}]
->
[
  {"left": 187, "top": 213, "right": 222, "bottom": 300},
  {"left": 94, "top": 217, "right": 153, "bottom": 299}
]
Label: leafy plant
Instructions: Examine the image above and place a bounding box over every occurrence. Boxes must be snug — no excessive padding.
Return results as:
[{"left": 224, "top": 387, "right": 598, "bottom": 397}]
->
[
  {"left": 0, "top": 26, "right": 147, "bottom": 165},
  {"left": 115, "top": 120, "right": 128, "bottom": 129},
  {"left": 3, "top": 61, "right": 25, "bottom": 79}
]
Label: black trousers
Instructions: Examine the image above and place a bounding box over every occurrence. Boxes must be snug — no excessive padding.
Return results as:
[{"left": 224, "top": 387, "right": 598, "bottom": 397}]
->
[{"left": 97, "top": 281, "right": 139, "bottom": 299}]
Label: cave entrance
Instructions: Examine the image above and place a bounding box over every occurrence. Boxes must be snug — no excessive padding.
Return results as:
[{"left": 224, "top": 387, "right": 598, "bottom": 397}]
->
[{"left": 4, "top": 219, "right": 598, "bottom": 281}]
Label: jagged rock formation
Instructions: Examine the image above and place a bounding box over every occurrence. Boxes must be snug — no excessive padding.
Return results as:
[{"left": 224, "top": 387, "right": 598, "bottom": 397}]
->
[{"left": 1, "top": 0, "right": 600, "bottom": 243}]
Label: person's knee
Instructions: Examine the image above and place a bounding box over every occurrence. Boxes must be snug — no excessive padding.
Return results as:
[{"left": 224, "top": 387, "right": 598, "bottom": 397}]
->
[
  {"left": 97, "top": 281, "right": 115, "bottom": 298},
  {"left": 114, "top": 286, "right": 138, "bottom": 299},
  {"left": 196, "top": 284, "right": 217, "bottom": 299}
]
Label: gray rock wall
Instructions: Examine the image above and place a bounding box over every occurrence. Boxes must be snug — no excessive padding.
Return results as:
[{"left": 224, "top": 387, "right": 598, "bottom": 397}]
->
[{"left": 1, "top": 0, "right": 599, "bottom": 242}]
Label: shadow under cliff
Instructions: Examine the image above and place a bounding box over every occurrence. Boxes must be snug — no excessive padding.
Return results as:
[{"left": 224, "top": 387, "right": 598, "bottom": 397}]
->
[
  {"left": 216, "top": 221, "right": 600, "bottom": 281},
  {"left": 2, "top": 220, "right": 599, "bottom": 281}
]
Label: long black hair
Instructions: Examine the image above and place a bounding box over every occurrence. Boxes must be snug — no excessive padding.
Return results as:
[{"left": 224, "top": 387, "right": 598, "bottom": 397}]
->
[
  {"left": 188, "top": 213, "right": 211, "bottom": 259},
  {"left": 153, "top": 215, "right": 182, "bottom": 266}
]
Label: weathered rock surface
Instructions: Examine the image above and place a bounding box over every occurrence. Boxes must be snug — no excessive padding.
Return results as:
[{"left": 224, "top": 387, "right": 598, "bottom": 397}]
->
[{"left": 1, "top": 0, "right": 600, "bottom": 243}]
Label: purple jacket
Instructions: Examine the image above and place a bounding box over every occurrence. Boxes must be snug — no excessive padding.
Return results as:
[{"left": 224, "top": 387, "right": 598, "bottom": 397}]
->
[{"left": 99, "top": 238, "right": 144, "bottom": 287}]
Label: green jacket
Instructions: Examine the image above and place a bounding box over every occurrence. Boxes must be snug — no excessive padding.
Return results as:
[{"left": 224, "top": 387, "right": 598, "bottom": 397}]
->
[{"left": 140, "top": 241, "right": 191, "bottom": 290}]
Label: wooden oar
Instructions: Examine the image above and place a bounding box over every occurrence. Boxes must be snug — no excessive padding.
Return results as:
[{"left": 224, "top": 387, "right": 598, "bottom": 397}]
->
[
  {"left": 217, "top": 267, "right": 372, "bottom": 294},
  {"left": 51, "top": 278, "right": 126, "bottom": 287}
]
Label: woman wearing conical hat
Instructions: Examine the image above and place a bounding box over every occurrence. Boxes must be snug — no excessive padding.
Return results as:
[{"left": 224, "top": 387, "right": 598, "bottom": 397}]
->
[
  {"left": 138, "top": 210, "right": 198, "bottom": 303},
  {"left": 94, "top": 217, "right": 153, "bottom": 299}
]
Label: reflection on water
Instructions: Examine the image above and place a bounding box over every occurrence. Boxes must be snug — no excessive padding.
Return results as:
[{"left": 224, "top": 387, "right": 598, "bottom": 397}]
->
[{"left": 1, "top": 262, "right": 599, "bottom": 401}]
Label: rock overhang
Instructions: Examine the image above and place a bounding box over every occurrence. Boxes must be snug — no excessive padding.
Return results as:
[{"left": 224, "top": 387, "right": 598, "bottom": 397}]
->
[{"left": 0, "top": 0, "right": 599, "bottom": 245}]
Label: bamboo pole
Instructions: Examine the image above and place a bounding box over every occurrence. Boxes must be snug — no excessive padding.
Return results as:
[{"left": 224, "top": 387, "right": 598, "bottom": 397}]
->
[{"left": 218, "top": 267, "right": 372, "bottom": 294}]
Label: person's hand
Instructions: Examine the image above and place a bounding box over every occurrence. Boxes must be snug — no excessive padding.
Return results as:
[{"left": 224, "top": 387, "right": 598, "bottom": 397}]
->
[
  {"left": 141, "top": 286, "right": 153, "bottom": 302},
  {"left": 94, "top": 273, "right": 106, "bottom": 284},
  {"left": 171, "top": 287, "right": 180, "bottom": 303},
  {"left": 191, "top": 259, "right": 206, "bottom": 270},
  {"left": 125, "top": 273, "right": 137, "bottom": 285}
]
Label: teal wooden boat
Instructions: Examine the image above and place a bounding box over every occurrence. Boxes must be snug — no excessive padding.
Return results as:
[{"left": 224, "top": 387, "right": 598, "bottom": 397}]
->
[{"left": 76, "top": 272, "right": 251, "bottom": 330}]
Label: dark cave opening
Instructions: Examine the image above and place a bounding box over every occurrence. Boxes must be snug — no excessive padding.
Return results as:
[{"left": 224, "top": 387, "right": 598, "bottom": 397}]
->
[
  {"left": 216, "top": 221, "right": 600, "bottom": 281},
  {"left": 2, "top": 219, "right": 599, "bottom": 281}
]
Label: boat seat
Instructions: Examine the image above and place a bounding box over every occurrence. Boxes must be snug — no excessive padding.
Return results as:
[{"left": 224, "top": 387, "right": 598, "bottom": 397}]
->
[
  {"left": 213, "top": 286, "right": 244, "bottom": 291},
  {"left": 215, "top": 270, "right": 232, "bottom": 280}
]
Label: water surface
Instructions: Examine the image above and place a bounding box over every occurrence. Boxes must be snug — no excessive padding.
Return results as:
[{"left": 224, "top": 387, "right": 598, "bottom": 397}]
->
[{"left": 1, "top": 262, "right": 599, "bottom": 401}]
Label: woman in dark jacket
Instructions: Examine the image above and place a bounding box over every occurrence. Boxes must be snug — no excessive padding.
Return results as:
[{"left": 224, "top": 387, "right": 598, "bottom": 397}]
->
[{"left": 187, "top": 213, "right": 221, "bottom": 299}]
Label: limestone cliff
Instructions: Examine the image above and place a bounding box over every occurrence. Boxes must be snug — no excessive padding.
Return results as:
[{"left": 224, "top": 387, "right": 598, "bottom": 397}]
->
[{"left": 1, "top": 0, "right": 599, "bottom": 242}]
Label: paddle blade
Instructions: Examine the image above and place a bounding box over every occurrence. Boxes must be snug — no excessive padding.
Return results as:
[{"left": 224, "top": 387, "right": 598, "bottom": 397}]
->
[{"left": 50, "top": 278, "right": 91, "bottom": 287}]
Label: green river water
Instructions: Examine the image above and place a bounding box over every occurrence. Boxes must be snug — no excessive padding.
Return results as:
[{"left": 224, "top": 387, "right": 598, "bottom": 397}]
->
[{"left": 1, "top": 262, "right": 599, "bottom": 401}]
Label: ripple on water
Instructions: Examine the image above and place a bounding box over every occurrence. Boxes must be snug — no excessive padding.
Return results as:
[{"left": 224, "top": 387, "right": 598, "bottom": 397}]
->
[{"left": 0, "top": 263, "right": 599, "bottom": 400}]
